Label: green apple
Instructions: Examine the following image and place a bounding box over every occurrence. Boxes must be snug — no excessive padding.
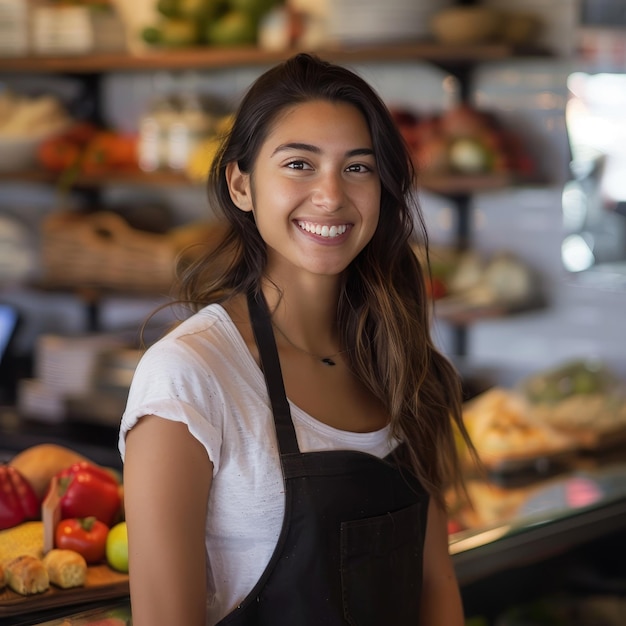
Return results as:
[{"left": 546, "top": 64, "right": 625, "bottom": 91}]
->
[
  {"left": 204, "top": 10, "right": 257, "bottom": 46},
  {"left": 160, "top": 18, "right": 201, "bottom": 46},
  {"left": 142, "top": 25, "right": 162, "bottom": 45},
  {"left": 106, "top": 522, "right": 128, "bottom": 573}
]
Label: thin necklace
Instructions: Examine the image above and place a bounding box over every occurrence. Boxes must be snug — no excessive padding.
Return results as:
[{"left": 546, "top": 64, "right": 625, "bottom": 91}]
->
[{"left": 271, "top": 320, "right": 344, "bottom": 366}]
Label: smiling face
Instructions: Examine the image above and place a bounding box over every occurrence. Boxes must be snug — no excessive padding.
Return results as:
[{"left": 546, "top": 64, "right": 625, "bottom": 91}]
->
[{"left": 226, "top": 99, "right": 381, "bottom": 287}]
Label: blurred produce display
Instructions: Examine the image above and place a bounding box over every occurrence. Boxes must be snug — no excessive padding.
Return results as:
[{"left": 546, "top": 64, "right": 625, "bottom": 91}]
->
[
  {"left": 520, "top": 360, "right": 626, "bottom": 449},
  {"left": 0, "top": 444, "right": 128, "bottom": 609},
  {"left": 461, "top": 387, "right": 578, "bottom": 471},
  {"left": 414, "top": 244, "right": 543, "bottom": 317},
  {"left": 458, "top": 361, "right": 626, "bottom": 472},
  {"left": 137, "top": 80, "right": 232, "bottom": 175},
  {"left": 141, "top": 0, "right": 284, "bottom": 48},
  {"left": 443, "top": 360, "right": 626, "bottom": 537},
  {"left": 22, "top": 95, "right": 233, "bottom": 180},
  {"left": 392, "top": 104, "right": 536, "bottom": 178},
  {"left": 37, "top": 122, "right": 138, "bottom": 177}
]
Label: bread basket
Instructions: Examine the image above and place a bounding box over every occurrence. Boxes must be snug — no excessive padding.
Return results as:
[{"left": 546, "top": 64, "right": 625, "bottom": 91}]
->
[{"left": 40, "top": 211, "right": 179, "bottom": 293}]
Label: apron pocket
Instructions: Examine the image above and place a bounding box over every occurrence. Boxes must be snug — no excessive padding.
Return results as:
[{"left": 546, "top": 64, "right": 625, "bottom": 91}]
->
[{"left": 340, "top": 502, "right": 423, "bottom": 626}]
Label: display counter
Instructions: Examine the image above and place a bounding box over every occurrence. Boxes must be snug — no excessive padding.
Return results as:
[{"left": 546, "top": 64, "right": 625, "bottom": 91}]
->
[
  {"left": 1, "top": 408, "right": 625, "bottom": 625},
  {"left": 4, "top": 490, "right": 624, "bottom": 625},
  {"left": 454, "top": 491, "right": 626, "bottom": 585}
]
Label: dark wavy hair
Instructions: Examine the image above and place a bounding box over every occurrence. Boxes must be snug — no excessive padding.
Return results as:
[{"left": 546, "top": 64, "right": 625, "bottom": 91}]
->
[{"left": 179, "top": 53, "right": 475, "bottom": 506}]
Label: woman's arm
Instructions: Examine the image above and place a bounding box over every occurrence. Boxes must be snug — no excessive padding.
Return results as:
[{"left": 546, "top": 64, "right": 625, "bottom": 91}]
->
[
  {"left": 419, "top": 499, "right": 465, "bottom": 625},
  {"left": 123, "top": 415, "right": 213, "bottom": 626}
]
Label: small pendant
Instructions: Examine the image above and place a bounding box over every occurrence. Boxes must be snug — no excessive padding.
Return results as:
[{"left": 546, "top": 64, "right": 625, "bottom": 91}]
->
[{"left": 321, "top": 357, "right": 336, "bottom": 366}]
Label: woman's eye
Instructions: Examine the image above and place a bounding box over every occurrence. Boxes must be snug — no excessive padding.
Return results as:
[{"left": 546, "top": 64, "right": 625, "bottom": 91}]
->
[
  {"left": 346, "top": 163, "right": 372, "bottom": 173},
  {"left": 286, "top": 160, "right": 311, "bottom": 170}
]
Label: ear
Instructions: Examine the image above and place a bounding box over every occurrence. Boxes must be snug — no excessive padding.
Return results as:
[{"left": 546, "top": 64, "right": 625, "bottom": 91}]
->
[{"left": 226, "top": 161, "right": 253, "bottom": 212}]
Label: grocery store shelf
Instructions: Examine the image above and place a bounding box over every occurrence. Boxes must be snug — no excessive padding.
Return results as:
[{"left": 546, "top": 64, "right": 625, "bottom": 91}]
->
[{"left": 0, "top": 42, "right": 539, "bottom": 74}]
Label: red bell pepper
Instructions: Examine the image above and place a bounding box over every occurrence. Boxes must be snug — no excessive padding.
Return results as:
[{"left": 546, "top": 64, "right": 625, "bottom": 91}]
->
[
  {"left": 55, "top": 516, "right": 108, "bottom": 564},
  {"left": 55, "top": 462, "right": 121, "bottom": 527},
  {"left": 0, "top": 464, "right": 39, "bottom": 530}
]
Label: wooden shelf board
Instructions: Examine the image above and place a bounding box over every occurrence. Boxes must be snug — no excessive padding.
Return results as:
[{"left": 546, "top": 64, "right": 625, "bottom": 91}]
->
[{"left": 0, "top": 42, "right": 537, "bottom": 74}]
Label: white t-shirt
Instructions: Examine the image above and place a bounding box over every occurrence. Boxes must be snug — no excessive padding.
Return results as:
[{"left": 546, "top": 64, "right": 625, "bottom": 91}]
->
[{"left": 119, "top": 304, "right": 397, "bottom": 625}]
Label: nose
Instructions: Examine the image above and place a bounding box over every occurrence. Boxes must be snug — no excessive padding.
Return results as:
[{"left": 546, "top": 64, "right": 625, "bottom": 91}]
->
[{"left": 311, "top": 170, "right": 345, "bottom": 212}]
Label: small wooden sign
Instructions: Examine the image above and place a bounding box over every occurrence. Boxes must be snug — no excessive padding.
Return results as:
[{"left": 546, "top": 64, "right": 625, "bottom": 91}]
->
[{"left": 41, "top": 475, "right": 62, "bottom": 554}]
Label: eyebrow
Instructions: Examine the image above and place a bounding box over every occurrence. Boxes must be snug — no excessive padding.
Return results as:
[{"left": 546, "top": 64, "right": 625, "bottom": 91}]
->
[{"left": 271, "top": 142, "right": 374, "bottom": 158}]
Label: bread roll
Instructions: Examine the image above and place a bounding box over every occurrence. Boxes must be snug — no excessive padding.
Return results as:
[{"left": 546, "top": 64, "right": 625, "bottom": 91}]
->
[
  {"left": 43, "top": 549, "right": 87, "bottom": 589},
  {"left": 6, "top": 555, "right": 49, "bottom": 595},
  {"left": 0, "top": 562, "right": 6, "bottom": 589},
  {"left": 9, "top": 444, "right": 90, "bottom": 500}
]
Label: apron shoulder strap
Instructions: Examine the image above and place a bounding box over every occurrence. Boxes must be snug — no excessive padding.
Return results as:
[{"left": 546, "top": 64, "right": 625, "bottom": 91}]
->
[{"left": 247, "top": 289, "right": 300, "bottom": 456}]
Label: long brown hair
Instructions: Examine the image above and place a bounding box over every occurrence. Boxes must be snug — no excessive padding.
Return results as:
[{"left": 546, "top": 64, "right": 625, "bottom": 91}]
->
[{"left": 179, "top": 53, "right": 474, "bottom": 507}]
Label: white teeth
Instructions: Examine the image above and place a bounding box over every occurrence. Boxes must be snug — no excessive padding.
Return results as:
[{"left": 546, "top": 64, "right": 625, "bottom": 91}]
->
[{"left": 297, "top": 221, "right": 348, "bottom": 238}]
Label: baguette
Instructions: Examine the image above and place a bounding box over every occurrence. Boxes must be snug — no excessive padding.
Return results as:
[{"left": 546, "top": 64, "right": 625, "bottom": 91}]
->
[
  {"left": 6, "top": 554, "right": 49, "bottom": 595},
  {"left": 43, "top": 549, "right": 87, "bottom": 589}
]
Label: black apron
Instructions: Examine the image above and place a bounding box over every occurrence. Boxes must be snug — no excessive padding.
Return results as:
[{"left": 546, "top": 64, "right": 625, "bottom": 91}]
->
[{"left": 216, "top": 291, "right": 429, "bottom": 626}]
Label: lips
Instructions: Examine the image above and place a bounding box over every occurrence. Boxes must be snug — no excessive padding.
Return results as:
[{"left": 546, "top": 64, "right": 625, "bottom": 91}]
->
[{"left": 296, "top": 220, "right": 349, "bottom": 238}]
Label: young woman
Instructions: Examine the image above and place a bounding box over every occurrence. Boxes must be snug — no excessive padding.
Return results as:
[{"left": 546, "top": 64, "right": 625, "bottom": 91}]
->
[{"left": 120, "top": 53, "right": 474, "bottom": 626}]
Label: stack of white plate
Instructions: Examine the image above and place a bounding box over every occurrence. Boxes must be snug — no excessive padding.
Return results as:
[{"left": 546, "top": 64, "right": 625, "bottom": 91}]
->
[
  {"left": 327, "top": 0, "right": 454, "bottom": 44},
  {"left": 33, "top": 334, "right": 124, "bottom": 395},
  {"left": 17, "top": 334, "right": 126, "bottom": 423}
]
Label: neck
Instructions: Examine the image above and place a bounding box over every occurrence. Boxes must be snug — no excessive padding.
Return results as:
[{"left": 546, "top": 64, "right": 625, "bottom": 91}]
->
[{"left": 261, "top": 276, "right": 341, "bottom": 356}]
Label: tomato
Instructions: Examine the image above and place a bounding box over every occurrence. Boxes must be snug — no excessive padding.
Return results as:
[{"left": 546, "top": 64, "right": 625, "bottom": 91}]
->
[
  {"left": 37, "top": 138, "right": 81, "bottom": 173},
  {"left": 55, "top": 517, "right": 109, "bottom": 564},
  {"left": 80, "top": 132, "right": 138, "bottom": 175}
]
